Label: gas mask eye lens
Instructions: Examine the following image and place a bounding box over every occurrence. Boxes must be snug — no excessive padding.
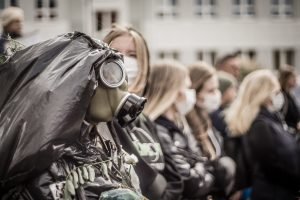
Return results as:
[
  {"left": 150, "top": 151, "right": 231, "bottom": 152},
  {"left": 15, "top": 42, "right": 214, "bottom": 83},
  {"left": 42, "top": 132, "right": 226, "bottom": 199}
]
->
[{"left": 99, "top": 60, "right": 125, "bottom": 88}]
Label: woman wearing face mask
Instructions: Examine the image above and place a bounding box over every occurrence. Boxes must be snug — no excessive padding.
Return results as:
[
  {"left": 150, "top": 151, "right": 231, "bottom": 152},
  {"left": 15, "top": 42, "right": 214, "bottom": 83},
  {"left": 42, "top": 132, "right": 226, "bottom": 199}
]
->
[
  {"left": 279, "top": 66, "right": 300, "bottom": 133},
  {"left": 185, "top": 62, "right": 236, "bottom": 199},
  {"left": 186, "top": 62, "right": 222, "bottom": 159},
  {"left": 104, "top": 25, "right": 183, "bottom": 200},
  {"left": 103, "top": 24, "right": 148, "bottom": 96},
  {"left": 144, "top": 59, "right": 216, "bottom": 200},
  {"left": 226, "top": 69, "right": 300, "bottom": 200}
]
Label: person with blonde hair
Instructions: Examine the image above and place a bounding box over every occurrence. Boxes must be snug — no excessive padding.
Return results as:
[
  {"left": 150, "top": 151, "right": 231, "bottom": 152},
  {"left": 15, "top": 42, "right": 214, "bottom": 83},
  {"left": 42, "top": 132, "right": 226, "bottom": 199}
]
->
[
  {"left": 103, "top": 25, "right": 183, "bottom": 199},
  {"left": 144, "top": 59, "right": 217, "bottom": 199},
  {"left": 225, "top": 69, "right": 300, "bottom": 200},
  {"left": 103, "top": 24, "right": 149, "bottom": 96}
]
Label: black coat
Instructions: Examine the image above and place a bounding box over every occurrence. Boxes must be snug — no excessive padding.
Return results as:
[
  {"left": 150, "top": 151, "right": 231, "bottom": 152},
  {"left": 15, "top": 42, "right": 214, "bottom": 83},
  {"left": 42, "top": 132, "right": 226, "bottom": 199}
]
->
[
  {"left": 224, "top": 134, "right": 253, "bottom": 192},
  {"left": 210, "top": 107, "right": 228, "bottom": 138},
  {"left": 115, "top": 115, "right": 184, "bottom": 200},
  {"left": 155, "top": 116, "right": 215, "bottom": 200},
  {"left": 247, "top": 107, "right": 300, "bottom": 200},
  {"left": 282, "top": 90, "right": 300, "bottom": 132}
]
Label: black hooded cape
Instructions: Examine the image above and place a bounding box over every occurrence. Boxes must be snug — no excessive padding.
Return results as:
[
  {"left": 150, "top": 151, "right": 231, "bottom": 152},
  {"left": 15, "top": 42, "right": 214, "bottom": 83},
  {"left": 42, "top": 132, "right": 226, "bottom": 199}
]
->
[{"left": 0, "top": 32, "right": 121, "bottom": 192}]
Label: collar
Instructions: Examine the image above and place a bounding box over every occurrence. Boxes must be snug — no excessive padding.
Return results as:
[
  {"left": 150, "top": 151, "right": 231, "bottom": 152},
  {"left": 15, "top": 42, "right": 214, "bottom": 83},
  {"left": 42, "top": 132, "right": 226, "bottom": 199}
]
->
[{"left": 155, "top": 115, "right": 182, "bottom": 134}]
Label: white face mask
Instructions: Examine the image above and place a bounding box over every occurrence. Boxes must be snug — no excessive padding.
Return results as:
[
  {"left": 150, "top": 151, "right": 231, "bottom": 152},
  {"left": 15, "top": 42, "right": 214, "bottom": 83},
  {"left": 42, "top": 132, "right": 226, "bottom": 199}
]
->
[
  {"left": 270, "top": 92, "right": 285, "bottom": 112},
  {"left": 202, "top": 92, "right": 221, "bottom": 113},
  {"left": 123, "top": 56, "right": 139, "bottom": 86},
  {"left": 176, "top": 89, "right": 197, "bottom": 115}
]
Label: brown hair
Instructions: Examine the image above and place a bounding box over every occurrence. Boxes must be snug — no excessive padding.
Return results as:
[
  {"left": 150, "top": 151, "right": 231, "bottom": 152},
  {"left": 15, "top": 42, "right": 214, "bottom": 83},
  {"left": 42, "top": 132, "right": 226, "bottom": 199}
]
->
[
  {"left": 189, "top": 61, "right": 215, "bottom": 93},
  {"left": 186, "top": 61, "right": 217, "bottom": 159},
  {"left": 279, "top": 65, "right": 296, "bottom": 92},
  {"left": 103, "top": 24, "right": 150, "bottom": 95},
  {"left": 215, "top": 52, "right": 239, "bottom": 70}
]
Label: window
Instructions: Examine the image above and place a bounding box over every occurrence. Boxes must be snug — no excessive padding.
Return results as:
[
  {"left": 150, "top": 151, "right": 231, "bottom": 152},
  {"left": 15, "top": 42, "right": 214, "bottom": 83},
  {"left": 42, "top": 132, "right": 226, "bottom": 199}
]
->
[
  {"left": 271, "top": 0, "right": 293, "bottom": 17},
  {"left": 233, "top": 0, "right": 255, "bottom": 17},
  {"left": 286, "top": 49, "right": 295, "bottom": 66},
  {"left": 273, "top": 49, "right": 295, "bottom": 69},
  {"left": 273, "top": 50, "right": 280, "bottom": 69},
  {"left": 49, "top": 0, "right": 57, "bottom": 18},
  {"left": 197, "top": 50, "right": 217, "bottom": 65},
  {"left": 157, "top": 0, "right": 178, "bottom": 19},
  {"left": 96, "top": 11, "right": 118, "bottom": 32},
  {"left": 35, "top": 0, "right": 58, "bottom": 20},
  {"left": 10, "top": 0, "right": 18, "bottom": 6},
  {"left": 237, "top": 49, "right": 256, "bottom": 60},
  {"left": 195, "top": 0, "right": 216, "bottom": 17},
  {"left": 158, "top": 51, "right": 179, "bottom": 60}
]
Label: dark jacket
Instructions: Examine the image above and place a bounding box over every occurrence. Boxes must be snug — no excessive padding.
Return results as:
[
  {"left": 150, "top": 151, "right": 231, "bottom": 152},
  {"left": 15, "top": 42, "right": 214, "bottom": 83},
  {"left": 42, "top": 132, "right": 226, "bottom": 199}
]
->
[
  {"left": 210, "top": 107, "right": 228, "bottom": 138},
  {"left": 224, "top": 134, "right": 253, "bottom": 192},
  {"left": 282, "top": 90, "right": 300, "bottom": 132},
  {"left": 115, "top": 115, "right": 184, "bottom": 200},
  {"left": 247, "top": 107, "right": 300, "bottom": 200},
  {"left": 155, "top": 116, "right": 214, "bottom": 200}
]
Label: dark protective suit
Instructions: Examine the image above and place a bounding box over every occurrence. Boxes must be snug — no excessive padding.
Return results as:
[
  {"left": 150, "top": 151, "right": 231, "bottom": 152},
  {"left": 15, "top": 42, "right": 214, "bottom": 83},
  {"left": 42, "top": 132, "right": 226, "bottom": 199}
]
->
[{"left": 0, "top": 32, "right": 143, "bottom": 199}]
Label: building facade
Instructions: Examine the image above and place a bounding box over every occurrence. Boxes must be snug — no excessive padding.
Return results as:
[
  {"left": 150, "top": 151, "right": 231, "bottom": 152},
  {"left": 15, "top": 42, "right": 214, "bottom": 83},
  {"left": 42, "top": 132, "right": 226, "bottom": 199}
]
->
[{"left": 1, "top": 0, "right": 299, "bottom": 71}]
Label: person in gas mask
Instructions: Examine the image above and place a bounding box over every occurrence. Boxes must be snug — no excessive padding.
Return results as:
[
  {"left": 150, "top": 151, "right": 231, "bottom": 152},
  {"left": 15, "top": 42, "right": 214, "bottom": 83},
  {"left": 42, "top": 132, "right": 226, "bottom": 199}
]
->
[
  {"left": 144, "top": 59, "right": 216, "bottom": 200},
  {"left": 0, "top": 32, "right": 146, "bottom": 199},
  {"left": 103, "top": 24, "right": 183, "bottom": 200},
  {"left": 226, "top": 69, "right": 300, "bottom": 200},
  {"left": 185, "top": 61, "right": 235, "bottom": 199}
]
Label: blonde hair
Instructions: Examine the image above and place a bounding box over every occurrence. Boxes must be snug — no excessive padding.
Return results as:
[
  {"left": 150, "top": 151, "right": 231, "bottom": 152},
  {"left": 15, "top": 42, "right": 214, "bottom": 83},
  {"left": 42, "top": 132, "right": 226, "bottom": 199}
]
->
[
  {"left": 225, "top": 69, "right": 280, "bottom": 136},
  {"left": 144, "top": 60, "right": 188, "bottom": 120},
  {"left": 1, "top": 7, "right": 24, "bottom": 27},
  {"left": 103, "top": 24, "right": 150, "bottom": 95}
]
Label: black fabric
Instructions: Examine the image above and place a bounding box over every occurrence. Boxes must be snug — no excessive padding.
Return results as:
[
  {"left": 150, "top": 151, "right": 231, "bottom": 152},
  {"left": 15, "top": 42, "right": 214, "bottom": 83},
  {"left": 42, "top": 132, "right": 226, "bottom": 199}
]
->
[
  {"left": 113, "top": 117, "right": 184, "bottom": 200},
  {"left": 155, "top": 116, "right": 214, "bottom": 200},
  {"left": 224, "top": 135, "right": 253, "bottom": 191},
  {"left": 210, "top": 107, "right": 228, "bottom": 137},
  {"left": 0, "top": 32, "right": 122, "bottom": 194},
  {"left": 282, "top": 90, "right": 300, "bottom": 131},
  {"left": 0, "top": 36, "right": 6, "bottom": 54},
  {"left": 111, "top": 120, "right": 161, "bottom": 198},
  {"left": 247, "top": 107, "right": 300, "bottom": 200},
  {"left": 2, "top": 125, "right": 129, "bottom": 200}
]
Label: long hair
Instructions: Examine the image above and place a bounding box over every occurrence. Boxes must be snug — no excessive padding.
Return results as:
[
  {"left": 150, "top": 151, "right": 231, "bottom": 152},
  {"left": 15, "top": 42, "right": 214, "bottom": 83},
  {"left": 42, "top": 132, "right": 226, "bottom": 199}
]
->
[
  {"left": 278, "top": 65, "right": 296, "bottom": 92},
  {"left": 103, "top": 24, "right": 150, "bottom": 95},
  {"left": 186, "top": 61, "right": 217, "bottom": 159},
  {"left": 225, "top": 69, "right": 280, "bottom": 136},
  {"left": 144, "top": 59, "right": 188, "bottom": 120},
  {"left": 189, "top": 61, "right": 216, "bottom": 93}
]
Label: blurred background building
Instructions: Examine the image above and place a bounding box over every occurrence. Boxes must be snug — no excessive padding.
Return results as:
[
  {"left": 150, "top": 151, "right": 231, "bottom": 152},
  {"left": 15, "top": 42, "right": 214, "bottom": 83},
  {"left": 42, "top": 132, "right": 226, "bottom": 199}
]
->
[{"left": 0, "top": 0, "right": 299, "bottom": 71}]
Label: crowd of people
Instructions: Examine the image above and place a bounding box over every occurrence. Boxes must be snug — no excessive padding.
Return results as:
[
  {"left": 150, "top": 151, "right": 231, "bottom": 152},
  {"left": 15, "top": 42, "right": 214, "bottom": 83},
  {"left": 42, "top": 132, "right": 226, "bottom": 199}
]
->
[{"left": 0, "top": 6, "right": 300, "bottom": 200}]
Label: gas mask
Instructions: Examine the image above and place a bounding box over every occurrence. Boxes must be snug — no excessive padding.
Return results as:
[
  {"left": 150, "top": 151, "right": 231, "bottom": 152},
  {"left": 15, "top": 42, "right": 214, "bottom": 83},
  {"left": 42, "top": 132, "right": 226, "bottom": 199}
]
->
[{"left": 88, "top": 57, "right": 146, "bottom": 127}]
